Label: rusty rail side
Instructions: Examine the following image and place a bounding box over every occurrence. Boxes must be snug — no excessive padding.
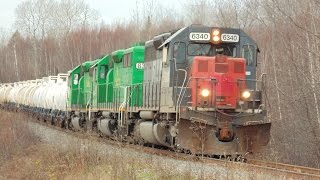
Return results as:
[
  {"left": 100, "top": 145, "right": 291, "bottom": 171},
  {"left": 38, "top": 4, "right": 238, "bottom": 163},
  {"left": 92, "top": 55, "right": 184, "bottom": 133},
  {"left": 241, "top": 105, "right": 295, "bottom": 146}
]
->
[{"left": 247, "top": 159, "right": 320, "bottom": 176}]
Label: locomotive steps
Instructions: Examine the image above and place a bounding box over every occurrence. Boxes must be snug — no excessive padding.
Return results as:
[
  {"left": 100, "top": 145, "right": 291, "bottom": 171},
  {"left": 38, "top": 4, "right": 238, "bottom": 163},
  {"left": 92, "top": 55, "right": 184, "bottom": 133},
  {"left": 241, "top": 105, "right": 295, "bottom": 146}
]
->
[{"left": 6, "top": 110, "right": 318, "bottom": 179}]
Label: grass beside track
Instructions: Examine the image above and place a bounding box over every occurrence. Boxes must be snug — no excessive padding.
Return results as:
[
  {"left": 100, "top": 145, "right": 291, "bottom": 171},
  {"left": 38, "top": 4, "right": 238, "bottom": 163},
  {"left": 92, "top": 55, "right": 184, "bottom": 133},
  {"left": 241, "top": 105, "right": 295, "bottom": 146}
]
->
[{"left": 0, "top": 110, "right": 195, "bottom": 180}]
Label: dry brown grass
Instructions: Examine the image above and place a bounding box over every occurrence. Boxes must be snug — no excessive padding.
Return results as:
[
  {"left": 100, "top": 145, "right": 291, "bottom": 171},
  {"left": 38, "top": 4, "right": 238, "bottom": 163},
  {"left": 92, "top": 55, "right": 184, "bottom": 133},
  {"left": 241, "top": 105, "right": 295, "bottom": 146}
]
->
[
  {"left": 0, "top": 142, "right": 193, "bottom": 180},
  {"left": 0, "top": 110, "right": 195, "bottom": 180},
  {"left": 0, "top": 111, "right": 39, "bottom": 166}
]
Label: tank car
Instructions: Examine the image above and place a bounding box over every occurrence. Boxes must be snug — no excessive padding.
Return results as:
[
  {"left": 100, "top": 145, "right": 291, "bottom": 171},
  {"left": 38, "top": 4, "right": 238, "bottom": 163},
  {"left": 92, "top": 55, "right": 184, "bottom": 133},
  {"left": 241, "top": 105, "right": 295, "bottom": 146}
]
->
[{"left": 0, "top": 74, "right": 68, "bottom": 124}]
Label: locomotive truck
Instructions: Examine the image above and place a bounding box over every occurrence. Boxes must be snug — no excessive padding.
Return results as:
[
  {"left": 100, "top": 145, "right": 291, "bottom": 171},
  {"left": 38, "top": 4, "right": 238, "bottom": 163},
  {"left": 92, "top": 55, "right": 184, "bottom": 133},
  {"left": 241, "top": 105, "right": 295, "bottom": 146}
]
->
[{"left": 0, "top": 25, "right": 271, "bottom": 157}]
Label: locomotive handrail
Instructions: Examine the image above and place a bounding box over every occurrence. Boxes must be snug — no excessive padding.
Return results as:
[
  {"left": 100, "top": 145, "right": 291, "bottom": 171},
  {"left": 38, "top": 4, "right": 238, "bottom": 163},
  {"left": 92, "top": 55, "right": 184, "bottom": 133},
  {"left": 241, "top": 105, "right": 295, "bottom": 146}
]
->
[
  {"left": 239, "top": 79, "right": 262, "bottom": 82},
  {"left": 238, "top": 77, "right": 267, "bottom": 114},
  {"left": 76, "top": 76, "right": 84, "bottom": 111},
  {"left": 86, "top": 93, "right": 92, "bottom": 122},
  {"left": 96, "top": 82, "right": 107, "bottom": 106},
  {"left": 172, "top": 58, "right": 188, "bottom": 124},
  {"left": 58, "top": 73, "right": 68, "bottom": 78},
  {"left": 118, "top": 85, "right": 136, "bottom": 127},
  {"left": 105, "top": 69, "right": 114, "bottom": 109}
]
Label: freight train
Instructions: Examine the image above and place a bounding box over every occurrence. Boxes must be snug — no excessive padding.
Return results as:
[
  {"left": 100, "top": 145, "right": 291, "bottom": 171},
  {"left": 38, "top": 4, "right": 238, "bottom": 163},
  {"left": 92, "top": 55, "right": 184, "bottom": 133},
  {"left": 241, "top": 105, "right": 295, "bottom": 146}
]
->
[{"left": 0, "top": 25, "right": 271, "bottom": 157}]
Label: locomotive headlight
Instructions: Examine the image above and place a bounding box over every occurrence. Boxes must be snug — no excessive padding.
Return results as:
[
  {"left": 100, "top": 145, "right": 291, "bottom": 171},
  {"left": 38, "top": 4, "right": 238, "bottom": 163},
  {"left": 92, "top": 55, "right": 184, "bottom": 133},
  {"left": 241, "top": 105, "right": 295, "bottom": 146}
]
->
[
  {"left": 213, "top": 36, "right": 220, "bottom": 42},
  {"left": 242, "top": 90, "right": 251, "bottom": 99},
  {"left": 212, "top": 29, "right": 220, "bottom": 42},
  {"left": 213, "top": 29, "right": 220, "bottom": 36},
  {"left": 201, "top": 89, "right": 210, "bottom": 97}
]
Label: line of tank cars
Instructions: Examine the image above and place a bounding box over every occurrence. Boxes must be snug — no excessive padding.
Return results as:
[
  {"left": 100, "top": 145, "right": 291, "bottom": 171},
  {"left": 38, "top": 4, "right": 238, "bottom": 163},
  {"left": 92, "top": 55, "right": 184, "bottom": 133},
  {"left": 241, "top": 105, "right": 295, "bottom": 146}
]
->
[
  {"left": 0, "top": 25, "right": 271, "bottom": 157},
  {"left": 0, "top": 74, "right": 68, "bottom": 122}
]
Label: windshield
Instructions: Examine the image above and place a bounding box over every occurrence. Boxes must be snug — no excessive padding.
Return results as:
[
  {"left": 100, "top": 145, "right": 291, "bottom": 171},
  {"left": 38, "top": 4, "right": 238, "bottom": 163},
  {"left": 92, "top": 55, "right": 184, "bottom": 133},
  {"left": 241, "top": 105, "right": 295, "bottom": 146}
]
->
[
  {"left": 188, "top": 44, "right": 213, "bottom": 56},
  {"left": 188, "top": 43, "right": 237, "bottom": 57}
]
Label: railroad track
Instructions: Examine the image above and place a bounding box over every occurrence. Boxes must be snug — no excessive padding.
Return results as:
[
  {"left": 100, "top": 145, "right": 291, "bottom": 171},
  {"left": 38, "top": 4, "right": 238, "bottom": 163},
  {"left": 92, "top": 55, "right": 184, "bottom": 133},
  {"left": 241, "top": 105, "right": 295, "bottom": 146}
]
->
[
  {"left": 247, "top": 159, "right": 320, "bottom": 177},
  {"left": 10, "top": 110, "right": 320, "bottom": 179}
]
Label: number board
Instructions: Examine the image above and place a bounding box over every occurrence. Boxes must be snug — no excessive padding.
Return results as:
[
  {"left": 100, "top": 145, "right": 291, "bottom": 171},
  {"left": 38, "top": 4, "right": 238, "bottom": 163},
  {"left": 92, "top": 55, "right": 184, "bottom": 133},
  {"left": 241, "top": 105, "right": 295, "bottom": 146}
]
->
[
  {"left": 221, "top": 33, "right": 239, "bottom": 42},
  {"left": 73, "top": 74, "right": 79, "bottom": 85},
  {"left": 136, "top": 63, "right": 144, "bottom": 69},
  {"left": 189, "top": 33, "right": 210, "bottom": 41}
]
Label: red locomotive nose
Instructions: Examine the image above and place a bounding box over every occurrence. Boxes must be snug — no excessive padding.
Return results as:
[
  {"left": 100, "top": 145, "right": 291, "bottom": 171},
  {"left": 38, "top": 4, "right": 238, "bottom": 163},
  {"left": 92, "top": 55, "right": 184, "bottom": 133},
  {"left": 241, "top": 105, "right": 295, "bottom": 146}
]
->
[{"left": 190, "top": 55, "right": 246, "bottom": 110}]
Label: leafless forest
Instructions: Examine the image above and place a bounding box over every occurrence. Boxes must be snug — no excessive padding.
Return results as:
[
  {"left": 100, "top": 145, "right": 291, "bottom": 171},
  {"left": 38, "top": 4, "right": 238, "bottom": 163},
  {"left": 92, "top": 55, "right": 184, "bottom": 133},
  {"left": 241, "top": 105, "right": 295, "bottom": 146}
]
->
[{"left": 0, "top": 0, "right": 319, "bottom": 167}]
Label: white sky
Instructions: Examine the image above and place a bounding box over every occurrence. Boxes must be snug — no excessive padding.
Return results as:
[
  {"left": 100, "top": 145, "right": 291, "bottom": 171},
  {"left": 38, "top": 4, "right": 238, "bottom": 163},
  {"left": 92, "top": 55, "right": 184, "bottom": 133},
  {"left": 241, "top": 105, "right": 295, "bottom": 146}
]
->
[{"left": 0, "top": 0, "right": 181, "bottom": 31}]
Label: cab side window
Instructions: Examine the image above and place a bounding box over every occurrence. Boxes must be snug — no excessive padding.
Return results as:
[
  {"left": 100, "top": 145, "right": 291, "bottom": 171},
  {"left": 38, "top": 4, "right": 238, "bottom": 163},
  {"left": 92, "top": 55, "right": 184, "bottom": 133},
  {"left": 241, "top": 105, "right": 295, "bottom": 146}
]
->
[
  {"left": 242, "top": 45, "right": 255, "bottom": 66},
  {"left": 123, "top": 53, "right": 132, "bottom": 68},
  {"left": 173, "top": 42, "right": 186, "bottom": 64}
]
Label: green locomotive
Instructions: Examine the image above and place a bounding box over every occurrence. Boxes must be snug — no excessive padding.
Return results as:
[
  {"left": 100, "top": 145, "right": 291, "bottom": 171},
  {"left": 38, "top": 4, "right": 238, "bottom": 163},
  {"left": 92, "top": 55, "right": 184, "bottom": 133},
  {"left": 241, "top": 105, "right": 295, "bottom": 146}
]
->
[{"left": 69, "top": 44, "right": 146, "bottom": 133}]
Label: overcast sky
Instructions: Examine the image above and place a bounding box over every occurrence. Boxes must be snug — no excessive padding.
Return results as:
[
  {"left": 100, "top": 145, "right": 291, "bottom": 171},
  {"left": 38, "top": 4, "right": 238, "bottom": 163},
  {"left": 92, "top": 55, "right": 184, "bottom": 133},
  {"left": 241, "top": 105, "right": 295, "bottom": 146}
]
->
[{"left": 0, "top": 0, "right": 180, "bottom": 31}]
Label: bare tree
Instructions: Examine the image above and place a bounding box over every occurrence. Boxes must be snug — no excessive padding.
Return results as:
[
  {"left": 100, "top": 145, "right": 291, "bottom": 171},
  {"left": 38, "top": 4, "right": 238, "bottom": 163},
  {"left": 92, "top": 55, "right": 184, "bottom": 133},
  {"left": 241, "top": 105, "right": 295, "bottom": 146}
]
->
[
  {"left": 15, "top": 0, "right": 55, "bottom": 39},
  {"left": 51, "top": 0, "right": 99, "bottom": 36},
  {"left": 182, "top": 0, "right": 214, "bottom": 25}
]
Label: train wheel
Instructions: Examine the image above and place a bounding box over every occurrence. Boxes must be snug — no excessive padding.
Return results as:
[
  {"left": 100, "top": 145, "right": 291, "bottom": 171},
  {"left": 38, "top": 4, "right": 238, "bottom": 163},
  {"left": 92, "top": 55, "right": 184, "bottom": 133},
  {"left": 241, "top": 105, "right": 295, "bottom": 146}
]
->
[
  {"left": 57, "top": 118, "right": 64, "bottom": 128},
  {"left": 64, "top": 119, "right": 69, "bottom": 129}
]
